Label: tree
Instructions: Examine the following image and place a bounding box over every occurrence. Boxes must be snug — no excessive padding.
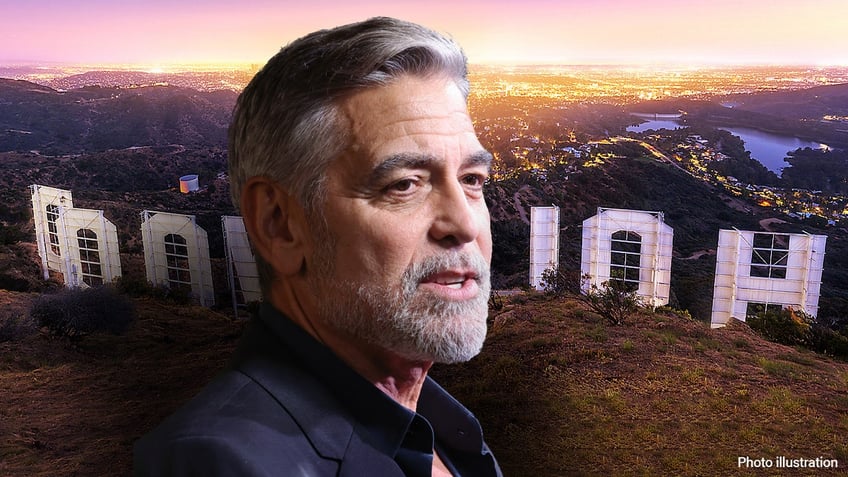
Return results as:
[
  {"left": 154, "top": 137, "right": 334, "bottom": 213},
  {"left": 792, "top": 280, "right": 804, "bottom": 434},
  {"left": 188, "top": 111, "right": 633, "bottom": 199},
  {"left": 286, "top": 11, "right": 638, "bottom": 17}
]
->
[{"left": 582, "top": 277, "right": 643, "bottom": 325}]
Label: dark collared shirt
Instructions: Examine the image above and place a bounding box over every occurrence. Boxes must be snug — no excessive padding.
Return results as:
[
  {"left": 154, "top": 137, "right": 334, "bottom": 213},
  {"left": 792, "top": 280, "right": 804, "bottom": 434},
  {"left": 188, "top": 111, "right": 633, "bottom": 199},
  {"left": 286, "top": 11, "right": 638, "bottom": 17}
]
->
[{"left": 253, "top": 303, "right": 502, "bottom": 477}]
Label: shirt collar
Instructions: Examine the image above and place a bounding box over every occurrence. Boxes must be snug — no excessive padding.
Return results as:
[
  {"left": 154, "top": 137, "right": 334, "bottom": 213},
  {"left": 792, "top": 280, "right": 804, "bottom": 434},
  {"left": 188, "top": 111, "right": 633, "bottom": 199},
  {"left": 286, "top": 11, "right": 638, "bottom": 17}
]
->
[
  {"left": 419, "top": 378, "right": 486, "bottom": 453},
  {"left": 252, "top": 302, "right": 489, "bottom": 459},
  {"left": 255, "top": 303, "right": 414, "bottom": 457}
]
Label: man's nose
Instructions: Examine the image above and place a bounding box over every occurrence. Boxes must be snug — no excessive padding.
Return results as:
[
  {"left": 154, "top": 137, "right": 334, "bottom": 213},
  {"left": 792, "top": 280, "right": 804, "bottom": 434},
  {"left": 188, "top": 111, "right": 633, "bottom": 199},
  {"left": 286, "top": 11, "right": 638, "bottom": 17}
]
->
[{"left": 428, "top": 180, "right": 482, "bottom": 247}]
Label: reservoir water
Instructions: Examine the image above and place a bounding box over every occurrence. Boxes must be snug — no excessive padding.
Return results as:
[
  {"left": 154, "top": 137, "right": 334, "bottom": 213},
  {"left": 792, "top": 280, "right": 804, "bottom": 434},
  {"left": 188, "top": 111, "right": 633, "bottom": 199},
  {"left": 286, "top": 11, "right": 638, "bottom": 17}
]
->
[
  {"left": 626, "top": 113, "right": 685, "bottom": 134},
  {"left": 627, "top": 116, "right": 829, "bottom": 175},
  {"left": 626, "top": 119, "right": 683, "bottom": 133},
  {"left": 716, "top": 127, "right": 829, "bottom": 175}
]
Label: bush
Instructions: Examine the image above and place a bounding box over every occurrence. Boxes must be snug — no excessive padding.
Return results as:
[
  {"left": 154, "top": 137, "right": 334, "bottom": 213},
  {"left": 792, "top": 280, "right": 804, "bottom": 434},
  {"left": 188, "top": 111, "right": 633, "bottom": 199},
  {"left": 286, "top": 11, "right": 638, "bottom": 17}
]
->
[
  {"left": 807, "top": 324, "right": 848, "bottom": 358},
  {"left": 30, "top": 286, "right": 135, "bottom": 340},
  {"left": 582, "top": 279, "right": 643, "bottom": 325},
  {"left": 747, "top": 307, "right": 848, "bottom": 360},
  {"left": 540, "top": 266, "right": 582, "bottom": 297},
  {"left": 747, "top": 307, "right": 811, "bottom": 347},
  {"left": 114, "top": 275, "right": 192, "bottom": 305},
  {"left": 113, "top": 275, "right": 155, "bottom": 296},
  {"left": 0, "top": 313, "right": 36, "bottom": 342},
  {"left": 656, "top": 305, "right": 693, "bottom": 320},
  {"left": 489, "top": 290, "right": 504, "bottom": 311}
]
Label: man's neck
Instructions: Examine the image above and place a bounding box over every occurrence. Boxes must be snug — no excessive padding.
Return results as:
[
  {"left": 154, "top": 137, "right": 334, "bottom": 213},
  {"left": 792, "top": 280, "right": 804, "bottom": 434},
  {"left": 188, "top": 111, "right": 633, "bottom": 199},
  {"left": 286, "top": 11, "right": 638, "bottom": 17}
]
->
[
  {"left": 316, "top": 327, "right": 432, "bottom": 410},
  {"left": 345, "top": 345, "right": 433, "bottom": 411},
  {"left": 270, "top": 290, "right": 432, "bottom": 411}
]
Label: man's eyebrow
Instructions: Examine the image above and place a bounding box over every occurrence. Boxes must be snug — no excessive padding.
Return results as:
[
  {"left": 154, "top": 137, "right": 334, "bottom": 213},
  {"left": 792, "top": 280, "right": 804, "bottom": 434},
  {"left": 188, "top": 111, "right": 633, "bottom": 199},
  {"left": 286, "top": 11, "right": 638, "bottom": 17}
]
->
[
  {"left": 368, "top": 153, "right": 435, "bottom": 185},
  {"left": 464, "top": 150, "right": 494, "bottom": 172},
  {"left": 368, "top": 150, "right": 494, "bottom": 185}
]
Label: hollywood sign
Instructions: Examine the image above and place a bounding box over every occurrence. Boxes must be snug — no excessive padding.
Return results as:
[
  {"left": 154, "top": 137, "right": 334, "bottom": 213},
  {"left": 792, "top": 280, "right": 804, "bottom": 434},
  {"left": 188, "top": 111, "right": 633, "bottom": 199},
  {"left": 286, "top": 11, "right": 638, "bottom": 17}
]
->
[
  {"left": 531, "top": 206, "right": 827, "bottom": 328},
  {"left": 30, "top": 185, "right": 828, "bottom": 327},
  {"left": 30, "top": 185, "right": 258, "bottom": 311}
]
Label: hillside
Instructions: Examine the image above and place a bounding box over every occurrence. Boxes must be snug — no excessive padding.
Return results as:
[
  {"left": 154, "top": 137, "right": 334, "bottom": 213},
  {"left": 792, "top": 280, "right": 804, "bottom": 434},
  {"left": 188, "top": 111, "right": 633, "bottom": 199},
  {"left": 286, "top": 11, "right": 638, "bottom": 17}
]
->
[
  {"left": 2, "top": 290, "right": 846, "bottom": 476},
  {"left": 720, "top": 83, "right": 848, "bottom": 122},
  {"left": 0, "top": 79, "right": 236, "bottom": 154},
  {"left": 2, "top": 138, "right": 846, "bottom": 324},
  {"left": 434, "top": 294, "right": 848, "bottom": 475}
]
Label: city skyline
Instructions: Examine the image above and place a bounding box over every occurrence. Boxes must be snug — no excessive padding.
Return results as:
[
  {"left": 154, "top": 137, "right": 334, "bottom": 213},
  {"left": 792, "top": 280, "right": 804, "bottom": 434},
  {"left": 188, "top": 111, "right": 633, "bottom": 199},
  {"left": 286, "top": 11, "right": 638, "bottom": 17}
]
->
[{"left": 2, "top": 0, "right": 847, "bottom": 68}]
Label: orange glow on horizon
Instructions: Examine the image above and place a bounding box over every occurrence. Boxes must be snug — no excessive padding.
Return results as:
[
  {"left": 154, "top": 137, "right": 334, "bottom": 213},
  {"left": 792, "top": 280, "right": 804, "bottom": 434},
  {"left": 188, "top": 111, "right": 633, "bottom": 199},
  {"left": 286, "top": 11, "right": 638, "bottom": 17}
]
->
[{"left": 2, "top": 0, "right": 846, "bottom": 67}]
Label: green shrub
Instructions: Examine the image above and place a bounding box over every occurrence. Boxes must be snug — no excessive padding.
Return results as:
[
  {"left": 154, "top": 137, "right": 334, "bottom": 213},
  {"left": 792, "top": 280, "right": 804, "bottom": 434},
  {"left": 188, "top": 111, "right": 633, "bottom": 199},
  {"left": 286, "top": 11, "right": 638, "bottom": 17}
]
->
[
  {"left": 807, "top": 324, "right": 848, "bottom": 358},
  {"left": 747, "top": 307, "right": 811, "bottom": 347},
  {"left": 30, "top": 286, "right": 135, "bottom": 340},
  {"left": 114, "top": 275, "right": 155, "bottom": 296},
  {"left": 582, "top": 279, "right": 643, "bottom": 325},
  {"left": 489, "top": 290, "right": 504, "bottom": 311},
  {"left": 540, "top": 266, "right": 581, "bottom": 297},
  {"left": 748, "top": 307, "right": 848, "bottom": 360},
  {"left": 656, "top": 305, "right": 693, "bottom": 320}
]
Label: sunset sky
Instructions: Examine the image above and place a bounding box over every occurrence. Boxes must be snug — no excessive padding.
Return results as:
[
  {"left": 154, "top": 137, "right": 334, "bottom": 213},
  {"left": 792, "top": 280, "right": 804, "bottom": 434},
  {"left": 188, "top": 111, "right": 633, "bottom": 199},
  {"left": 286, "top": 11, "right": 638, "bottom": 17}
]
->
[{"left": 2, "top": 0, "right": 846, "bottom": 67}]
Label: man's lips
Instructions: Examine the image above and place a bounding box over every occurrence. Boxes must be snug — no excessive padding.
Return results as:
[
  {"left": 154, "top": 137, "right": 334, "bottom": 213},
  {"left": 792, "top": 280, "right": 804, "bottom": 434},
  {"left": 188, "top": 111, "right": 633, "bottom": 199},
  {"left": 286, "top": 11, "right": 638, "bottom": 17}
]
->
[
  {"left": 419, "top": 270, "right": 481, "bottom": 297},
  {"left": 421, "top": 270, "right": 478, "bottom": 285}
]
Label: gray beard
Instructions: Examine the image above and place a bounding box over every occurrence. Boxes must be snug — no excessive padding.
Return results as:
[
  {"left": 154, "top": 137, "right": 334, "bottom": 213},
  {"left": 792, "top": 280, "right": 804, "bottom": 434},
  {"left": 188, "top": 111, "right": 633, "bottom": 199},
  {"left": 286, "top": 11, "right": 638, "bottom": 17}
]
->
[{"left": 308, "top": 228, "right": 490, "bottom": 363}]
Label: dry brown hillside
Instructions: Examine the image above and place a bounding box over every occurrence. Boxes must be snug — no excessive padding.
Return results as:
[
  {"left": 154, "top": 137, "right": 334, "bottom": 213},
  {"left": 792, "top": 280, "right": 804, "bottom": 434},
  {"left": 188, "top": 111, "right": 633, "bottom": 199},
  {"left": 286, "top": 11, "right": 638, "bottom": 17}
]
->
[{"left": 1, "top": 290, "right": 847, "bottom": 476}]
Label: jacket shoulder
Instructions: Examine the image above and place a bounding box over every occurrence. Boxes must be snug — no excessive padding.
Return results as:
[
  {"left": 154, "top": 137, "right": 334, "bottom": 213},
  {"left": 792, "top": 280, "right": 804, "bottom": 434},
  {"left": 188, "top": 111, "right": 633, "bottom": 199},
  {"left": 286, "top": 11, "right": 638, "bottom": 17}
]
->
[{"left": 133, "top": 370, "right": 341, "bottom": 476}]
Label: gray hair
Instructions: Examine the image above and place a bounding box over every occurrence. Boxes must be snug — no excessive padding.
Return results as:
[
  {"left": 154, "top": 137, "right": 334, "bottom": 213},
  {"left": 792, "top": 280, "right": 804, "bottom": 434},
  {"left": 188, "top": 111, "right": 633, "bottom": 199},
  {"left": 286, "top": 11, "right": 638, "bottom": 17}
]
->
[{"left": 228, "top": 17, "right": 470, "bottom": 295}]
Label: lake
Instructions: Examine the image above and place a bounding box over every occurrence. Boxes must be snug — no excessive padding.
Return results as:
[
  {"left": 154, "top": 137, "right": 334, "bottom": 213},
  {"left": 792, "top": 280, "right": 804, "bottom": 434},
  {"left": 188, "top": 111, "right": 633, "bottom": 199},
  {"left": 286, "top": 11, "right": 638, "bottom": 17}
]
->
[
  {"left": 626, "top": 116, "right": 829, "bottom": 175},
  {"left": 717, "top": 127, "right": 829, "bottom": 175},
  {"left": 626, "top": 119, "right": 684, "bottom": 133}
]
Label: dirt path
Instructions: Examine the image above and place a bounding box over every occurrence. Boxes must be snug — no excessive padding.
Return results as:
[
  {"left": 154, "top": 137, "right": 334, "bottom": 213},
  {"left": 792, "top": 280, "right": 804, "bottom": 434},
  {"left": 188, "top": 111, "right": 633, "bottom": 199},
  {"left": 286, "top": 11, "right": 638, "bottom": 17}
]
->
[
  {"left": 759, "top": 217, "right": 787, "bottom": 232},
  {"left": 680, "top": 249, "right": 714, "bottom": 260}
]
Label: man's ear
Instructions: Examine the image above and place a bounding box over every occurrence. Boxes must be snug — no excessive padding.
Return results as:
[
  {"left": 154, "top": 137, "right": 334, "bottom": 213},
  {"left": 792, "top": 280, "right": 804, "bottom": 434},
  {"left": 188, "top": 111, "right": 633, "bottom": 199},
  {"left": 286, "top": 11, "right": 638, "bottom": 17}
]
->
[{"left": 240, "top": 176, "right": 309, "bottom": 277}]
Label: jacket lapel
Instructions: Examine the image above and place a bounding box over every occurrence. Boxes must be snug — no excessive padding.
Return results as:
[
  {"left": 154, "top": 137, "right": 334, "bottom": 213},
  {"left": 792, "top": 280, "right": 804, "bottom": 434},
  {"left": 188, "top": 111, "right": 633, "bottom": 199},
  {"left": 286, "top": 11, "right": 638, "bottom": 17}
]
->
[{"left": 233, "top": 314, "right": 408, "bottom": 476}]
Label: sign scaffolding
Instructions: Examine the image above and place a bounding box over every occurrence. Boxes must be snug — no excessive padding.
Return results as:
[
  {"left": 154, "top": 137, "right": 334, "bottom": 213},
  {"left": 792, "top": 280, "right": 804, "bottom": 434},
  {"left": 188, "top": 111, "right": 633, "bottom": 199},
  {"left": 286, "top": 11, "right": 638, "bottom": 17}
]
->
[
  {"left": 710, "top": 229, "right": 826, "bottom": 328},
  {"left": 30, "top": 185, "right": 74, "bottom": 280},
  {"left": 529, "top": 206, "right": 560, "bottom": 290},
  {"left": 581, "top": 207, "right": 673, "bottom": 307},
  {"left": 141, "top": 210, "right": 215, "bottom": 307},
  {"left": 222, "top": 216, "right": 261, "bottom": 316}
]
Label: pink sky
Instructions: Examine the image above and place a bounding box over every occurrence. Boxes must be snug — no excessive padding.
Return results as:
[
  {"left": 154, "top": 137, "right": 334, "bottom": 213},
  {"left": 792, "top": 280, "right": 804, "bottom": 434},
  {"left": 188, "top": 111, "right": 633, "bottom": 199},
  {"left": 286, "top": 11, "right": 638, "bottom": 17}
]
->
[{"left": 2, "top": 0, "right": 846, "bottom": 66}]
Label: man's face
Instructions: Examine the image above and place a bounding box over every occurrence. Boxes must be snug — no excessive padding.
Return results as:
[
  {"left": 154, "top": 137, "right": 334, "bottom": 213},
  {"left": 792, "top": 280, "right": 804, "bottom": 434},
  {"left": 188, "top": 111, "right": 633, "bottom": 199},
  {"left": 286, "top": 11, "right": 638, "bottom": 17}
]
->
[{"left": 307, "top": 74, "right": 493, "bottom": 364}]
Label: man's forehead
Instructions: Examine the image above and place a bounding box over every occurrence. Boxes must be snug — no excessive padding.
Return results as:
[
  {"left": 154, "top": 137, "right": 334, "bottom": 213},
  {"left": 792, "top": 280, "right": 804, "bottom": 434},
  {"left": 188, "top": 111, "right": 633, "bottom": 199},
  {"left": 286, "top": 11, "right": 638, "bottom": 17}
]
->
[
  {"left": 335, "top": 76, "right": 482, "bottom": 169},
  {"left": 342, "top": 76, "right": 468, "bottom": 127},
  {"left": 345, "top": 74, "right": 462, "bottom": 105}
]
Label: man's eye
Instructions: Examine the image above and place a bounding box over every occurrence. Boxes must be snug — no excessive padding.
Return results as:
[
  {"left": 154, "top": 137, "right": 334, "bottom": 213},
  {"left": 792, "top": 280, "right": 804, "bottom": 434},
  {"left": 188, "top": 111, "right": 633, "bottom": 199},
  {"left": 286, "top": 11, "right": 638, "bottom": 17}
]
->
[
  {"left": 384, "top": 178, "right": 423, "bottom": 196},
  {"left": 390, "top": 179, "right": 416, "bottom": 192},
  {"left": 462, "top": 174, "right": 486, "bottom": 187}
]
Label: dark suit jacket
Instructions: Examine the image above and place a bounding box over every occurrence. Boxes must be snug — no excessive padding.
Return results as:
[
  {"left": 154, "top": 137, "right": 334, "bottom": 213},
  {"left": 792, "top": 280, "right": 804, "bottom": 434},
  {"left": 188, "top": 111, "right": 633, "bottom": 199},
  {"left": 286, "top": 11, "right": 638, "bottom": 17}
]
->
[{"left": 133, "top": 304, "right": 501, "bottom": 476}]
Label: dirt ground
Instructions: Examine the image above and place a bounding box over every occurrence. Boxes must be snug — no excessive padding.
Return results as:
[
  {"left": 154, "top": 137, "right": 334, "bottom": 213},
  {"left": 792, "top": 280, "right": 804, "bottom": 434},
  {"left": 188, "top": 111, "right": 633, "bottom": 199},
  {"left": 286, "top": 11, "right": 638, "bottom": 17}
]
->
[{"left": 0, "top": 293, "right": 245, "bottom": 476}]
